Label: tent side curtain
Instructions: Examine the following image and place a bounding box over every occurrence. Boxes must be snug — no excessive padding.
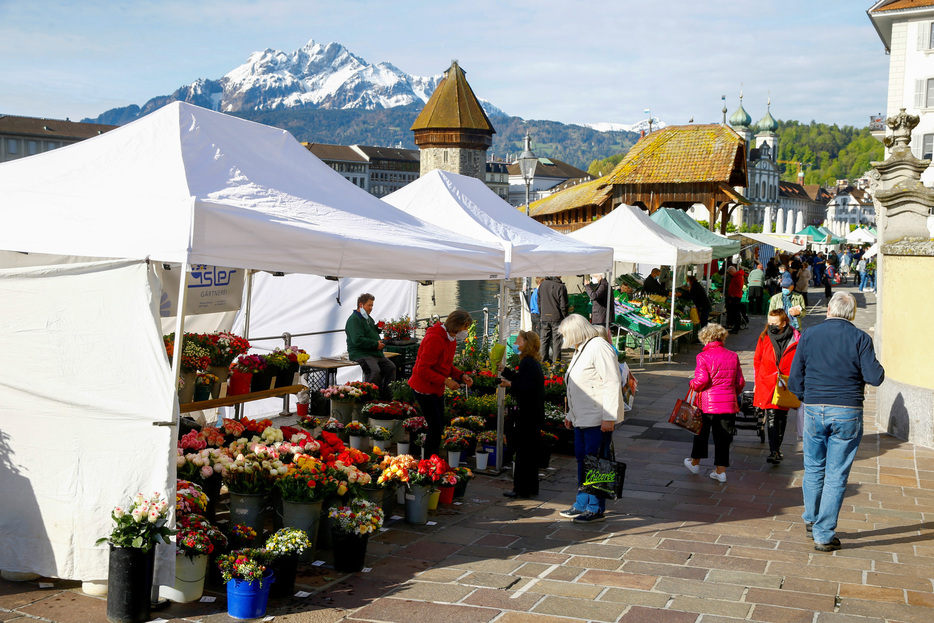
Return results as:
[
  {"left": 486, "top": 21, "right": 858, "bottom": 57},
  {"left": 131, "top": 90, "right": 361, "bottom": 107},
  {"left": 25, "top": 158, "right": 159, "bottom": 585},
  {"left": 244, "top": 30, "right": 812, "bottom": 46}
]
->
[{"left": 0, "top": 259, "right": 176, "bottom": 582}]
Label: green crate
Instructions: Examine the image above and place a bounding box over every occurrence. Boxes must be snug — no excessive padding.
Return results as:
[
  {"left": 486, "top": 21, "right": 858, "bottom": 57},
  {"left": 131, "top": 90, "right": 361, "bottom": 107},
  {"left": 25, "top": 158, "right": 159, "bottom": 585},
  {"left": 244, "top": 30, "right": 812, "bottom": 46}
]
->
[{"left": 568, "top": 293, "right": 592, "bottom": 318}]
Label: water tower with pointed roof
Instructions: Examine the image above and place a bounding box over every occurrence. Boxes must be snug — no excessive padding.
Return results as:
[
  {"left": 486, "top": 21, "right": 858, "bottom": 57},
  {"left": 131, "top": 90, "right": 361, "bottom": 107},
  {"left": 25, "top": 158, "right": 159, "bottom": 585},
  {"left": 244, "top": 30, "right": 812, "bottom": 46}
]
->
[{"left": 411, "top": 60, "right": 496, "bottom": 180}]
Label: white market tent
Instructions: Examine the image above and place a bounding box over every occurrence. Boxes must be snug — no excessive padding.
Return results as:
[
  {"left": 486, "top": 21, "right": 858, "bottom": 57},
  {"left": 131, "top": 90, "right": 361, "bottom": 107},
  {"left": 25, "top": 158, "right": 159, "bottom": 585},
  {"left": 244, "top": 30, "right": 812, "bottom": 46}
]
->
[
  {"left": 846, "top": 227, "right": 877, "bottom": 245},
  {"left": 383, "top": 169, "right": 615, "bottom": 278},
  {"left": 383, "top": 169, "right": 614, "bottom": 466},
  {"left": 569, "top": 205, "right": 712, "bottom": 361},
  {"left": 0, "top": 102, "right": 510, "bottom": 583}
]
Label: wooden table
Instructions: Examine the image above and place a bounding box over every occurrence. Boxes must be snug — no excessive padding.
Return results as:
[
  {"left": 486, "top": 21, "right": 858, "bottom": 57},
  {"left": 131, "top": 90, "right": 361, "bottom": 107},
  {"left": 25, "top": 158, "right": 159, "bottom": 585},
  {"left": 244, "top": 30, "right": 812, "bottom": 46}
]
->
[{"left": 179, "top": 384, "right": 305, "bottom": 414}]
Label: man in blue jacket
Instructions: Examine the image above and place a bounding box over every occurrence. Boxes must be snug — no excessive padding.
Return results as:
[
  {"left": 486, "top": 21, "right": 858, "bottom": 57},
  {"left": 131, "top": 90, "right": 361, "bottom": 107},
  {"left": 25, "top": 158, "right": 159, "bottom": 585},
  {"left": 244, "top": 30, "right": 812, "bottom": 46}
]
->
[{"left": 789, "top": 291, "right": 884, "bottom": 552}]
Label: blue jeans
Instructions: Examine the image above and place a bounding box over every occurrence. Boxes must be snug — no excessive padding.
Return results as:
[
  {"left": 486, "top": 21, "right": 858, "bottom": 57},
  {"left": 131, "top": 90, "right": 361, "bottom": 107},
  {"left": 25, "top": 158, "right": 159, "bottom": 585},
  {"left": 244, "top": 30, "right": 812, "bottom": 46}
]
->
[
  {"left": 574, "top": 426, "right": 612, "bottom": 514},
  {"left": 859, "top": 271, "right": 869, "bottom": 292},
  {"left": 802, "top": 404, "right": 863, "bottom": 544}
]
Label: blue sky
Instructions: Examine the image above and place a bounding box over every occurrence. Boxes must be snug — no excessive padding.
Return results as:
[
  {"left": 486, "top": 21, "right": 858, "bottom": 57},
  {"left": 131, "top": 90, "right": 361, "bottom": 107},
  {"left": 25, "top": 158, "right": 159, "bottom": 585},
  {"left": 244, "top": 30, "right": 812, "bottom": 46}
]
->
[{"left": 0, "top": 0, "right": 888, "bottom": 128}]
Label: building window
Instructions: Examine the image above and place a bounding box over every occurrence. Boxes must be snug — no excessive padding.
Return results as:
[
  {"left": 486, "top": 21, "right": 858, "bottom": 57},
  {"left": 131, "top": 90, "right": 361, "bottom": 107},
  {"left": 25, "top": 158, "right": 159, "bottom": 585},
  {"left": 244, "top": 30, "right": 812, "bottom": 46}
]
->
[
  {"left": 7, "top": 139, "right": 17, "bottom": 154},
  {"left": 923, "top": 134, "right": 934, "bottom": 160},
  {"left": 27, "top": 141, "right": 38, "bottom": 155}
]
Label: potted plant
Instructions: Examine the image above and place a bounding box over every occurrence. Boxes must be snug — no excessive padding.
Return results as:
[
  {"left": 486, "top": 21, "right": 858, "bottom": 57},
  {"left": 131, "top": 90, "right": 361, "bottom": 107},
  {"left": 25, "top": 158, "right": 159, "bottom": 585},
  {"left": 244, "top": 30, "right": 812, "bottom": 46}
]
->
[
  {"left": 161, "top": 527, "right": 213, "bottom": 603},
  {"left": 217, "top": 548, "right": 276, "bottom": 619},
  {"left": 264, "top": 528, "right": 312, "bottom": 598},
  {"left": 176, "top": 513, "right": 228, "bottom": 590},
  {"left": 228, "top": 524, "right": 257, "bottom": 551},
  {"left": 321, "top": 381, "right": 374, "bottom": 423},
  {"left": 164, "top": 334, "right": 213, "bottom": 403},
  {"left": 328, "top": 499, "right": 385, "bottom": 572},
  {"left": 543, "top": 374, "right": 567, "bottom": 405},
  {"left": 96, "top": 493, "right": 175, "bottom": 623},
  {"left": 267, "top": 346, "right": 309, "bottom": 388},
  {"left": 469, "top": 369, "right": 500, "bottom": 395},
  {"left": 403, "top": 455, "right": 451, "bottom": 524},
  {"left": 295, "top": 388, "right": 312, "bottom": 418},
  {"left": 378, "top": 315, "right": 416, "bottom": 345},
  {"left": 539, "top": 430, "right": 559, "bottom": 468}
]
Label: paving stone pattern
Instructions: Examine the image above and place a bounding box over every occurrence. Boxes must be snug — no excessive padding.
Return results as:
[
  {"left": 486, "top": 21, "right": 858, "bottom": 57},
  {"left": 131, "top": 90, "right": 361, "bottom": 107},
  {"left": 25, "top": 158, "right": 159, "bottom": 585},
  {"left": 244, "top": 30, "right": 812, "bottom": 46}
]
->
[{"left": 2, "top": 285, "right": 932, "bottom": 622}]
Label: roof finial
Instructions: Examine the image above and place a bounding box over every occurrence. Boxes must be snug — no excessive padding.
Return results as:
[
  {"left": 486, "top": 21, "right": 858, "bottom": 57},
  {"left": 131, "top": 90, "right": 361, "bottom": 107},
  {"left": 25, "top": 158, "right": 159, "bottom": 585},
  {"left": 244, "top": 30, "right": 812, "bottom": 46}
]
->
[
  {"left": 721, "top": 94, "right": 727, "bottom": 125},
  {"left": 740, "top": 82, "right": 744, "bottom": 102},
  {"left": 767, "top": 91, "right": 771, "bottom": 110}
]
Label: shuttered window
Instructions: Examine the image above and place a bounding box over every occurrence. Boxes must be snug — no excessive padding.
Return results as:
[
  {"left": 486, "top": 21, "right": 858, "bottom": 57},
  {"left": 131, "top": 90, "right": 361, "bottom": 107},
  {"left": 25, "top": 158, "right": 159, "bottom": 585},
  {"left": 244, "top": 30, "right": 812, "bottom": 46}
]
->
[{"left": 919, "top": 22, "right": 932, "bottom": 50}]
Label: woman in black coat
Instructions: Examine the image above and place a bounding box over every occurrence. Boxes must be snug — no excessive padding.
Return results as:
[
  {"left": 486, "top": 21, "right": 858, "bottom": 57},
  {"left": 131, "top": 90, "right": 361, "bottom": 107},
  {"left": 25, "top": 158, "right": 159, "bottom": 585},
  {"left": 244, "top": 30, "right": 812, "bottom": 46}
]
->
[{"left": 499, "top": 331, "right": 545, "bottom": 498}]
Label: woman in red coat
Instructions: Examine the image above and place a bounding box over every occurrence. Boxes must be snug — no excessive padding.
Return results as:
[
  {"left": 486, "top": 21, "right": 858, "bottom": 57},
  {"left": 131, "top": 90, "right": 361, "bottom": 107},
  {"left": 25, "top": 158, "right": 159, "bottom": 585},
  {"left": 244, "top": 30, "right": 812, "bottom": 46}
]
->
[
  {"left": 753, "top": 308, "right": 800, "bottom": 465},
  {"left": 408, "top": 309, "right": 474, "bottom": 458}
]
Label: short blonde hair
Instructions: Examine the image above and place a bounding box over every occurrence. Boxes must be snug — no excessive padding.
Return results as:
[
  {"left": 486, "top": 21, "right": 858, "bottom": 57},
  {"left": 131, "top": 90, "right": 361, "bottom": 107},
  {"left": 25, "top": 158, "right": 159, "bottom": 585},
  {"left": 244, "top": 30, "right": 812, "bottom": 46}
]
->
[
  {"left": 698, "top": 322, "right": 728, "bottom": 345},
  {"left": 558, "top": 313, "right": 598, "bottom": 348}
]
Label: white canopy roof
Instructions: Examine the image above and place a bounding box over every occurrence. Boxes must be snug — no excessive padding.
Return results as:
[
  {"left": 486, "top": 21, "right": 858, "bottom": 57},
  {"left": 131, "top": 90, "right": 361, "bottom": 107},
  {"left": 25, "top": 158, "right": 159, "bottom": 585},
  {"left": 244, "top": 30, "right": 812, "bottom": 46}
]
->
[
  {"left": 728, "top": 232, "right": 806, "bottom": 254},
  {"left": 0, "top": 102, "right": 505, "bottom": 280},
  {"left": 382, "top": 169, "right": 614, "bottom": 277},
  {"left": 846, "top": 227, "right": 877, "bottom": 244},
  {"left": 568, "top": 204, "right": 712, "bottom": 267}
]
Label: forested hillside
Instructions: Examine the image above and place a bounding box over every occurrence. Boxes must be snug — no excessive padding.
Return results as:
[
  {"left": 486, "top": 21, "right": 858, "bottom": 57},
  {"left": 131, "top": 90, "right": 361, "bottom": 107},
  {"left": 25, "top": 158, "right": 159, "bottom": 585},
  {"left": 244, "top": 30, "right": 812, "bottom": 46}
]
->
[{"left": 587, "top": 120, "right": 884, "bottom": 186}]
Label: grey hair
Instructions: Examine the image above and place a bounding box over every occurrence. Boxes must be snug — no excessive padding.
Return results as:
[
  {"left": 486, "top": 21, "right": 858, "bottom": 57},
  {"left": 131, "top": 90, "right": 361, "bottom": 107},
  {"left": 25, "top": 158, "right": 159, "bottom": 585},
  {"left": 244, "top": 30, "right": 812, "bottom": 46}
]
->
[
  {"left": 558, "top": 314, "right": 599, "bottom": 348},
  {"left": 827, "top": 292, "right": 856, "bottom": 321},
  {"left": 698, "top": 323, "right": 729, "bottom": 344}
]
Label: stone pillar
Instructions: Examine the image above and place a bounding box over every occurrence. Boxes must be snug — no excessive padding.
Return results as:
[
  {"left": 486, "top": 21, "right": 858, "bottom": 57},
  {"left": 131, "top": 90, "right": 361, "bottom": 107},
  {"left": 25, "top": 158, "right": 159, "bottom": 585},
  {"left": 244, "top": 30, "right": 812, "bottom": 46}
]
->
[{"left": 870, "top": 108, "right": 934, "bottom": 448}]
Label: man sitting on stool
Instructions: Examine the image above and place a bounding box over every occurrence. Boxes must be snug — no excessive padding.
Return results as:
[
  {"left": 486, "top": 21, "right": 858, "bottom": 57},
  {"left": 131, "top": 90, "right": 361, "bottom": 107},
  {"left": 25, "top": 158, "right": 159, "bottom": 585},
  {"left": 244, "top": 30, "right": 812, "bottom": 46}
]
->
[{"left": 346, "top": 293, "right": 396, "bottom": 400}]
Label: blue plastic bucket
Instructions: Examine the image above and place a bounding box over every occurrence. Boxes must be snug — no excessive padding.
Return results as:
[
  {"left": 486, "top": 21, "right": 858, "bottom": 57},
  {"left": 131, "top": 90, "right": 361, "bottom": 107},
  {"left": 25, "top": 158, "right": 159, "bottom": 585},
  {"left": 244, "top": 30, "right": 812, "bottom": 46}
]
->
[{"left": 226, "top": 570, "right": 275, "bottom": 619}]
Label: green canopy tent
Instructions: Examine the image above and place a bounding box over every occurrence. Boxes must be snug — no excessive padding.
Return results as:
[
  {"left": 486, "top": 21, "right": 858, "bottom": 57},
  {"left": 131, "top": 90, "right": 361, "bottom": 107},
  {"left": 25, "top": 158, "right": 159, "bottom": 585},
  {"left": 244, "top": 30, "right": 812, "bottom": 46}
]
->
[
  {"left": 649, "top": 208, "right": 740, "bottom": 259},
  {"left": 817, "top": 226, "right": 846, "bottom": 245},
  {"left": 795, "top": 225, "right": 832, "bottom": 244}
]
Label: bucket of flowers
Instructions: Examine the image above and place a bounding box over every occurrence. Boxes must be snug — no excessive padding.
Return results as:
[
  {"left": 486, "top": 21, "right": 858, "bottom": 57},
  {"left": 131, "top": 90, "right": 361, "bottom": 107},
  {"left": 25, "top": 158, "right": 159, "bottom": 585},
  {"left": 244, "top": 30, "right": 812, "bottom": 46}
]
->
[
  {"left": 476, "top": 430, "right": 498, "bottom": 469},
  {"left": 218, "top": 549, "right": 276, "bottom": 619},
  {"left": 321, "top": 417, "right": 344, "bottom": 435},
  {"left": 328, "top": 499, "right": 384, "bottom": 572},
  {"left": 228, "top": 354, "right": 267, "bottom": 396},
  {"left": 368, "top": 425, "right": 393, "bottom": 453},
  {"left": 538, "top": 431, "right": 559, "bottom": 468},
  {"left": 402, "top": 416, "right": 427, "bottom": 439},
  {"left": 344, "top": 421, "right": 369, "bottom": 450},
  {"left": 440, "top": 426, "right": 473, "bottom": 468},
  {"left": 204, "top": 331, "right": 250, "bottom": 382},
  {"left": 195, "top": 372, "right": 219, "bottom": 400},
  {"left": 96, "top": 493, "right": 175, "bottom": 623},
  {"left": 161, "top": 527, "right": 213, "bottom": 603},
  {"left": 379, "top": 316, "right": 416, "bottom": 344},
  {"left": 228, "top": 524, "right": 257, "bottom": 551},
  {"left": 402, "top": 455, "right": 451, "bottom": 524},
  {"left": 266, "top": 346, "right": 309, "bottom": 388},
  {"left": 452, "top": 466, "right": 474, "bottom": 498},
  {"left": 264, "top": 527, "right": 312, "bottom": 597}
]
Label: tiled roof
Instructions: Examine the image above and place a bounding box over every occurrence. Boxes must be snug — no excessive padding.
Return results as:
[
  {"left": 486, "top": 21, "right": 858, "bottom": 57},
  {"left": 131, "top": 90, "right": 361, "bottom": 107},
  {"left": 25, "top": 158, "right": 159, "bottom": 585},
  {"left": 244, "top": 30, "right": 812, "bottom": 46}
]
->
[
  {"left": 870, "top": 0, "right": 934, "bottom": 12},
  {"left": 779, "top": 180, "right": 811, "bottom": 201},
  {"left": 606, "top": 124, "right": 746, "bottom": 186},
  {"left": 351, "top": 145, "right": 419, "bottom": 162},
  {"left": 803, "top": 184, "right": 833, "bottom": 203},
  {"left": 0, "top": 115, "right": 116, "bottom": 139},
  {"left": 411, "top": 61, "right": 495, "bottom": 133},
  {"left": 528, "top": 176, "right": 613, "bottom": 218},
  {"left": 303, "top": 142, "right": 367, "bottom": 162},
  {"left": 506, "top": 158, "right": 589, "bottom": 181}
]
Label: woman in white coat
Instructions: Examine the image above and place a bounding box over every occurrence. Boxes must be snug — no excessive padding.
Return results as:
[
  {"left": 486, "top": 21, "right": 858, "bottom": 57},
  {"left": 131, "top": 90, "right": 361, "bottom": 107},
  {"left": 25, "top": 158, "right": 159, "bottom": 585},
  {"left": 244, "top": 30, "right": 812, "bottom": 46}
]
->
[{"left": 558, "top": 314, "right": 622, "bottom": 523}]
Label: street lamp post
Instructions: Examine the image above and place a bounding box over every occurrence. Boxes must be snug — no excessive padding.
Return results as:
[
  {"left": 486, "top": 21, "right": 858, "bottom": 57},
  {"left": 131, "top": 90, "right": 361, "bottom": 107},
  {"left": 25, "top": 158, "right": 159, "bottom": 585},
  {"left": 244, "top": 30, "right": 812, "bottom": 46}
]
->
[{"left": 518, "top": 132, "right": 538, "bottom": 217}]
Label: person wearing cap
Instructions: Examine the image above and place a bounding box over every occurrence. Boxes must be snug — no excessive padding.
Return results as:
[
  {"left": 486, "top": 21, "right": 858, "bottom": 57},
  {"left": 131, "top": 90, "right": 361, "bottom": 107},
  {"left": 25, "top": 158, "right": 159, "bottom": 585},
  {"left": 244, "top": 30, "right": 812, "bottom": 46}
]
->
[{"left": 768, "top": 272, "right": 806, "bottom": 331}]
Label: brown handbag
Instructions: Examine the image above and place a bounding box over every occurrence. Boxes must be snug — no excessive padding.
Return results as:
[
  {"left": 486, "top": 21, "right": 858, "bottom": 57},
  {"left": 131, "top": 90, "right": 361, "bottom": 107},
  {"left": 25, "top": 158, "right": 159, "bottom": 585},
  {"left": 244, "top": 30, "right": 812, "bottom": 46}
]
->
[{"left": 669, "top": 389, "right": 703, "bottom": 435}]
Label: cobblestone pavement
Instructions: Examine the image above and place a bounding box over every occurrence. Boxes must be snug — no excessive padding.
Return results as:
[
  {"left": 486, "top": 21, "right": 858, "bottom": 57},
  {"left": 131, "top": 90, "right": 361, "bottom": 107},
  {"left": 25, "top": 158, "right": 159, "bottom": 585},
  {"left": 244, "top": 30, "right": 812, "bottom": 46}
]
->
[{"left": 3, "top": 284, "right": 933, "bottom": 622}]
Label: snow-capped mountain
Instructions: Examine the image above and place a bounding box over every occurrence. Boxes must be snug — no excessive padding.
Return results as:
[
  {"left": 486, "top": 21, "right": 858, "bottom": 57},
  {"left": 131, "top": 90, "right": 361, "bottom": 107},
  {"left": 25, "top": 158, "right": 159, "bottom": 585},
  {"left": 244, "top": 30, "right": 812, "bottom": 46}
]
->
[
  {"left": 582, "top": 118, "right": 666, "bottom": 133},
  {"left": 84, "top": 40, "right": 506, "bottom": 125}
]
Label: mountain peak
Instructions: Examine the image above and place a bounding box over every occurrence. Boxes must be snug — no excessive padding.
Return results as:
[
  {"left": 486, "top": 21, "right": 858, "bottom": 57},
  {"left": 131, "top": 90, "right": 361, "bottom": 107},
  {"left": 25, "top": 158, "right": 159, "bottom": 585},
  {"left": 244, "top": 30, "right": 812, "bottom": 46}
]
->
[{"left": 82, "top": 39, "right": 516, "bottom": 126}]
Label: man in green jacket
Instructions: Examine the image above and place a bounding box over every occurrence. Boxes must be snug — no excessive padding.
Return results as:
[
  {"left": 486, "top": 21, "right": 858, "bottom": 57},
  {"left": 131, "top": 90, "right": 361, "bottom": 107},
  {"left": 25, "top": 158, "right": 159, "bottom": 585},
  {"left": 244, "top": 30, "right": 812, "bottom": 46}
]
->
[{"left": 346, "top": 293, "right": 395, "bottom": 399}]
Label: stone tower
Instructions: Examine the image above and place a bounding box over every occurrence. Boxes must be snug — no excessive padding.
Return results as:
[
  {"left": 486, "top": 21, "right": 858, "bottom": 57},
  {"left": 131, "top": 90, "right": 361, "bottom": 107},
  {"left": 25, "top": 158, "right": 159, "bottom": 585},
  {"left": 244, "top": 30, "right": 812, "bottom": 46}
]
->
[{"left": 412, "top": 61, "right": 495, "bottom": 180}]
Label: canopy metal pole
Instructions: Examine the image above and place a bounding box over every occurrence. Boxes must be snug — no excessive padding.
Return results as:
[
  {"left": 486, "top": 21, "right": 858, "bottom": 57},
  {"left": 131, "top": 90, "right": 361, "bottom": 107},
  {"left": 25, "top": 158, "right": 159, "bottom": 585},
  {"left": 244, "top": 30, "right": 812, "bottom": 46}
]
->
[
  {"left": 667, "top": 257, "right": 677, "bottom": 363},
  {"left": 494, "top": 279, "right": 509, "bottom": 471},
  {"left": 169, "top": 262, "right": 191, "bottom": 420},
  {"left": 235, "top": 269, "right": 254, "bottom": 420}
]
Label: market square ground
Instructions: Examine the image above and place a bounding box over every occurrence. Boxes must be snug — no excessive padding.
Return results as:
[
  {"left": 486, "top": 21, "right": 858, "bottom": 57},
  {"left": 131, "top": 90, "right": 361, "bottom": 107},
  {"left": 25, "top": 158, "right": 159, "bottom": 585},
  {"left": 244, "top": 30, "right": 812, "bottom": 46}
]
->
[{"left": 2, "top": 283, "right": 932, "bottom": 623}]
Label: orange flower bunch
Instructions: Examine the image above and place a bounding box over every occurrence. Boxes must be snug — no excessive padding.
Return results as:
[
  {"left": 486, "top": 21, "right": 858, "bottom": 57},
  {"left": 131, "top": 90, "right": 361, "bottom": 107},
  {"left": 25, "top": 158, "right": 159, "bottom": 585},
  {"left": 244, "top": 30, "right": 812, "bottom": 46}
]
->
[{"left": 377, "top": 454, "right": 418, "bottom": 485}]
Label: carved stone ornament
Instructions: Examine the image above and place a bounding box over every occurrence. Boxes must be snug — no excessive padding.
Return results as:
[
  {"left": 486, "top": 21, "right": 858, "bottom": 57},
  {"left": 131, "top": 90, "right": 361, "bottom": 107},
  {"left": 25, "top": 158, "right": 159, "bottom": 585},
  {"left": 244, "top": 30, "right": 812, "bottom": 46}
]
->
[{"left": 883, "top": 108, "right": 919, "bottom": 149}]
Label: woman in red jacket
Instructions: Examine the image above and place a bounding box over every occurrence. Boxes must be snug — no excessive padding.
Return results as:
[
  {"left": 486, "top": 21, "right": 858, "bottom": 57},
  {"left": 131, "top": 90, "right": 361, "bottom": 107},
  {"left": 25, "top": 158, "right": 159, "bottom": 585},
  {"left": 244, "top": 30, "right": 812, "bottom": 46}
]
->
[
  {"left": 684, "top": 323, "right": 745, "bottom": 483},
  {"left": 408, "top": 309, "right": 474, "bottom": 458},
  {"left": 753, "top": 309, "right": 800, "bottom": 465}
]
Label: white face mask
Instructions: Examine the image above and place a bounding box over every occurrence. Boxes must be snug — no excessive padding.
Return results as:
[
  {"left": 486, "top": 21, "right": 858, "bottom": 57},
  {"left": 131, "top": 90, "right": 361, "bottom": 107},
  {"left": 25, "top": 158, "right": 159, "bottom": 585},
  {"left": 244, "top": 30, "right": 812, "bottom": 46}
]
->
[
  {"left": 591, "top": 276, "right": 601, "bottom": 284},
  {"left": 455, "top": 330, "right": 468, "bottom": 341}
]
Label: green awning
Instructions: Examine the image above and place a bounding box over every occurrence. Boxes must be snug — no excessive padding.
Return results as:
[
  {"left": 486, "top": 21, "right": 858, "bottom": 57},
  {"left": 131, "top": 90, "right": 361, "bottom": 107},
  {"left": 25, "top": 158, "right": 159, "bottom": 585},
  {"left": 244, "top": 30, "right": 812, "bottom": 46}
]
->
[{"left": 649, "top": 208, "right": 739, "bottom": 260}]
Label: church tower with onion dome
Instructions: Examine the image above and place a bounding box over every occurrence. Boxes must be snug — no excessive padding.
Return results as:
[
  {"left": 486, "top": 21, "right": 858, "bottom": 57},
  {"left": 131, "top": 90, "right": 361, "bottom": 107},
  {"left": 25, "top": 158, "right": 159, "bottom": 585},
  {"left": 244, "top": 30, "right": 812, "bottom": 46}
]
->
[{"left": 411, "top": 60, "right": 496, "bottom": 180}]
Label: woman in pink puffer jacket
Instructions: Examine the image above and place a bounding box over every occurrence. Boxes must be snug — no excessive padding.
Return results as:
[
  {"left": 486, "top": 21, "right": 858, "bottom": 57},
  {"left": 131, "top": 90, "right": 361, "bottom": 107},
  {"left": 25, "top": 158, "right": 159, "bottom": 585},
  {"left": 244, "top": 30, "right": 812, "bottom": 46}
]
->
[{"left": 684, "top": 323, "right": 745, "bottom": 483}]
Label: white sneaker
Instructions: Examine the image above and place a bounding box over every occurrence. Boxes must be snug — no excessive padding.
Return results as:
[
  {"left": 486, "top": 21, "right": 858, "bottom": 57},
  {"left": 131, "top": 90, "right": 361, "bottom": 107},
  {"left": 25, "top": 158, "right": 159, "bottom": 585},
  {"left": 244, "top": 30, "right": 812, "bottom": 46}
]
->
[
  {"left": 709, "top": 471, "right": 726, "bottom": 483},
  {"left": 684, "top": 458, "right": 700, "bottom": 474}
]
